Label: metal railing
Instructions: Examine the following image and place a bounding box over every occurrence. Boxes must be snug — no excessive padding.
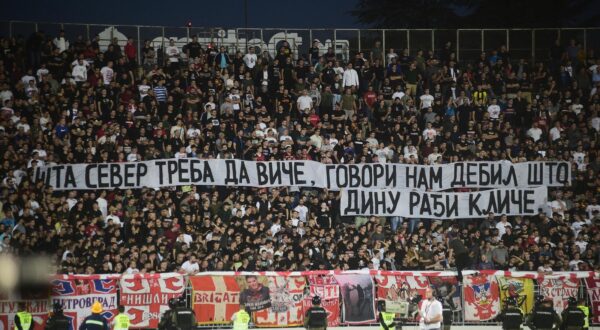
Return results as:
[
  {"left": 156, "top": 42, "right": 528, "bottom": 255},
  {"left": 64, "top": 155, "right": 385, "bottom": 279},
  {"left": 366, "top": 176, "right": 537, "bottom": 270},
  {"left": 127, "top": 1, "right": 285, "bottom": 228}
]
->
[{"left": 2, "top": 21, "right": 600, "bottom": 65}]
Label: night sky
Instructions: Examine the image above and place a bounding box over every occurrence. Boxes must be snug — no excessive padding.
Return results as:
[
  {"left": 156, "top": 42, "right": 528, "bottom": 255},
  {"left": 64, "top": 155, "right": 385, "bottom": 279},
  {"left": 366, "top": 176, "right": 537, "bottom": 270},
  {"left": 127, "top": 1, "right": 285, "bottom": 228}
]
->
[{"left": 1, "top": 0, "right": 363, "bottom": 28}]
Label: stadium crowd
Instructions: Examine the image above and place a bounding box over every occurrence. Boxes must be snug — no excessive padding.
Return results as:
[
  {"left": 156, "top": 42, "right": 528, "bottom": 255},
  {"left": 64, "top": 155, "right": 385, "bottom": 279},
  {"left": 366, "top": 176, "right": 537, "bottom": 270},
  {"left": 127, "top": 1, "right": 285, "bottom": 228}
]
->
[{"left": 0, "top": 30, "right": 599, "bottom": 276}]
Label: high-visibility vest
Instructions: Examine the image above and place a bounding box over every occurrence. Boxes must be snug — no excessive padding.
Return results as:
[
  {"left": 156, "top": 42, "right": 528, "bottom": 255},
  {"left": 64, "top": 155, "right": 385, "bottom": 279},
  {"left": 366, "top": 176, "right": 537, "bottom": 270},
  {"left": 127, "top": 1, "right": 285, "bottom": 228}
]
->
[
  {"left": 233, "top": 310, "right": 250, "bottom": 330},
  {"left": 113, "top": 313, "right": 130, "bottom": 330},
  {"left": 15, "top": 311, "right": 32, "bottom": 330},
  {"left": 578, "top": 305, "right": 589, "bottom": 328},
  {"left": 380, "top": 312, "right": 395, "bottom": 330}
]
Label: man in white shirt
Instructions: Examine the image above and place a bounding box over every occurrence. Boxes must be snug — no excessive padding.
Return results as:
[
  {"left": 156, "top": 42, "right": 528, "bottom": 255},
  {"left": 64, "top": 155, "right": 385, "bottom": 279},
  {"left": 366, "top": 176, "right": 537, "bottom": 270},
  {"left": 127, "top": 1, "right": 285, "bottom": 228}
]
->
[
  {"left": 105, "top": 208, "right": 122, "bottom": 227},
  {"left": 487, "top": 98, "right": 501, "bottom": 120},
  {"left": 585, "top": 197, "right": 600, "bottom": 219},
  {"left": 165, "top": 39, "right": 180, "bottom": 70},
  {"left": 391, "top": 86, "right": 405, "bottom": 101},
  {"left": 420, "top": 89, "right": 434, "bottom": 109},
  {"left": 495, "top": 214, "right": 511, "bottom": 240},
  {"left": 243, "top": 46, "right": 258, "bottom": 70},
  {"left": 422, "top": 123, "right": 437, "bottom": 142},
  {"left": 419, "top": 287, "right": 442, "bottom": 330},
  {"left": 180, "top": 255, "right": 199, "bottom": 274},
  {"left": 342, "top": 62, "right": 359, "bottom": 89},
  {"left": 293, "top": 198, "right": 309, "bottom": 222},
  {"left": 549, "top": 122, "right": 562, "bottom": 141},
  {"left": 427, "top": 146, "right": 442, "bottom": 164},
  {"left": 72, "top": 59, "right": 89, "bottom": 83},
  {"left": 36, "top": 64, "right": 49, "bottom": 82},
  {"left": 100, "top": 61, "right": 114, "bottom": 86},
  {"left": 97, "top": 191, "right": 108, "bottom": 218},
  {"left": 526, "top": 122, "right": 543, "bottom": 142},
  {"left": 21, "top": 70, "right": 36, "bottom": 86},
  {"left": 296, "top": 90, "right": 313, "bottom": 113},
  {"left": 53, "top": 30, "right": 70, "bottom": 53}
]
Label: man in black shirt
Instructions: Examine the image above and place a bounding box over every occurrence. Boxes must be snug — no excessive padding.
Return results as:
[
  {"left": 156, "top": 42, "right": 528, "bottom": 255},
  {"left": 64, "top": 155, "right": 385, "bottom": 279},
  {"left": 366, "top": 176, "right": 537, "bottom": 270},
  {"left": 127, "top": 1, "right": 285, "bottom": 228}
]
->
[{"left": 186, "top": 36, "right": 203, "bottom": 60}]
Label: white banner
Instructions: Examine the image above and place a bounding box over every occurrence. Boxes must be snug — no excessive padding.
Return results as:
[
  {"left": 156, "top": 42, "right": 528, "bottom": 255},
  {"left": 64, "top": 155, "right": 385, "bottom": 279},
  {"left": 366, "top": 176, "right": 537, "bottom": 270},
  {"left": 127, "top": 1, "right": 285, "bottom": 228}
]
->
[
  {"left": 539, "top": 278, "right": 579, "bottom": 314},
  {"left": 34, "top": 160, "right": 570, "bottom": 191},
  {"left": 340, "top": 187, "right": 548, "bottom": 219}
]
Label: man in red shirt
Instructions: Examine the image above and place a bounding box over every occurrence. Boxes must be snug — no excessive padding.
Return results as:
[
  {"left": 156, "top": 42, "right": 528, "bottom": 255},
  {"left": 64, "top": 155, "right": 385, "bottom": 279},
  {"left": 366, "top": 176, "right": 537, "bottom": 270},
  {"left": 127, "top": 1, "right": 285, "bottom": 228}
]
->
[
  {"left": 364, "top": 85, "right": 377, "bottom": 105},
  {"left": 124, "top": 38, "right": 137, "bottom": 68}
]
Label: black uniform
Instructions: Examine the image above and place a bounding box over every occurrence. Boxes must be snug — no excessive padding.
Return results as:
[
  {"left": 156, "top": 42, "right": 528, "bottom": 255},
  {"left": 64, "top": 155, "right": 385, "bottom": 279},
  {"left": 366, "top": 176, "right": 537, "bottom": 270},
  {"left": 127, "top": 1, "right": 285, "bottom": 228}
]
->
[
  {"left": 500, "top": 307, "right": 522, "bottom": 330},
  {"left": 529, "top": 305, "right": 559, "bottom": 330},
  {"left": 304, "top": 306, "right": 327, "bottom": 330},
  {"left": 441, "top": 300, "right": 453, "bottom": 330},
  {"left": 45, "top": 313, "right": 71, "bottom": 330},
  {"left": 170, "top": 306, "right": 196, "bottom": 330},
  {"left": 79, "top": 314, "right": 109, "bottom": 330},
  {"left": 560, "top": 305, "right": 585, "bottom": 330},
  {"left": 158, "top": 309, "right": 174, "bottom": 330}
]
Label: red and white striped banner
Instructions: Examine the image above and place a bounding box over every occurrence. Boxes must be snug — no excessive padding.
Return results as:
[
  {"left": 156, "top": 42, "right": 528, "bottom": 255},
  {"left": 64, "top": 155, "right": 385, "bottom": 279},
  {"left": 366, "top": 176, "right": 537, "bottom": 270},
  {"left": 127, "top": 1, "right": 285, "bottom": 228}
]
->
[
  {"left": 304, "top": 275, "right": 341, "bottom": 327},
  {"left": 539, "top": 277, "right": 579, "bottom": 314},
  {"left": 120, "top": 273, "right": 185, "bottom": 328},
  {"left": 585, "top": 277, "right": 600, "bottom": 324}
]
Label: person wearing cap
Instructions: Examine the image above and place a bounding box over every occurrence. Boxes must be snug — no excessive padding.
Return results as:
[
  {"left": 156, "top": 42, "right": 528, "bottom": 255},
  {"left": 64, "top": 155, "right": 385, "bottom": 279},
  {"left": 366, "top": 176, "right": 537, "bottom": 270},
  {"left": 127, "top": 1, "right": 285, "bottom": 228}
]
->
[
  {"left": 231, "top": 303, "right": 250, "bottom": 330},
  {"left": 14, "top": 302, "right": 33, "bottom": 330},
  {"left": 79, "top": 301, "right": 108, "bottom": 330},
  {"left": 499, "top": 297, "right": 522, "bottom": 330},
  {"left": 112, "top": 306, "right": 130, "bottom": 330},
  {"left": 560, "top": 297, "right": 585, "bottom": 330},
  {"left": 377, "top": 300, "right": 397, "bottom": 330},
  {"left": 527, "top": 298, "right": 560, "bottom": 330},
  {"left": 304, "top": 296, "right": 327, "bottom": 330},
  {"left": 418, "top": 287, "right": 442, "bottom": 330},
  {"left": 45, "top": 302, "right": 70, "bottom": 330}
]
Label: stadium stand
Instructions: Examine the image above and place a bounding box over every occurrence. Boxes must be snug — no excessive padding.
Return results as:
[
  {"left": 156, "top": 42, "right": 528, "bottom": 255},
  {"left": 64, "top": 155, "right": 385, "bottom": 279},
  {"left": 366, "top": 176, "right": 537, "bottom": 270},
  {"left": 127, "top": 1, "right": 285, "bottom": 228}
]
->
[{"left": 0, "top": 28, "right": 598, "bottom": 278}]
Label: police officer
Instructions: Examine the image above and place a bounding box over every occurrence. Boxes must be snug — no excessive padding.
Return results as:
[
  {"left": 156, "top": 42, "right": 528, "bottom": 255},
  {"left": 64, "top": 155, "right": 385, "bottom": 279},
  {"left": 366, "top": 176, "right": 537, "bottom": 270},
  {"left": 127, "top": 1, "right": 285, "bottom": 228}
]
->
[
  {"left": 158, "top": 298, "right": 177, "bottom": 330},
  {"left": 439, "top": 296, "right": 453, "bottom": 330},
  {"left": 500, "top": 297, "right": 523, "bottom": 330},
  {"left": 560, "top": 297, "right": 585, "bottom": 330},
  {"left": 528, "top": 298, "right": 560, "bottom": 330},
  {"left": 170, "top": 295, "right": 196, "bottom": 330},
  {"left": 304, "top": 296, "right": 327, "bottom": 330},
  {"left": 112, "top": 306, "right": 130, "bottom": 330},
  {"left": 377, "top": 300, "right": 397, "bottom": 330},
  {"left": 79, "top": 301, "right": 109, "bottom": 330},
  {"left": 14, "top": 302, "right": 33, "bottom": 330},
  {"left": 577, "top": 298, "right": 590, "bottom": 330},
  {"left": 231, "top": 303, "right": 251, "bottom": 330},
  {"left": 45, "top": 303, "right": 71, "bottom": 330}
]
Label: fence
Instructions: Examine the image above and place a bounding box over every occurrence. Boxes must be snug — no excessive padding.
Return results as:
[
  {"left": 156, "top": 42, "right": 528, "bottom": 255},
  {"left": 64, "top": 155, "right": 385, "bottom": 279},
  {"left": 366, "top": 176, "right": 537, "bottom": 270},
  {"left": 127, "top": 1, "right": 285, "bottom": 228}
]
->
[
  {"left": 3, "top": 270, "right": 598, "bottom": 329},
  {"left": 2, "top": 21, "right": 600, "bottom": 65}
]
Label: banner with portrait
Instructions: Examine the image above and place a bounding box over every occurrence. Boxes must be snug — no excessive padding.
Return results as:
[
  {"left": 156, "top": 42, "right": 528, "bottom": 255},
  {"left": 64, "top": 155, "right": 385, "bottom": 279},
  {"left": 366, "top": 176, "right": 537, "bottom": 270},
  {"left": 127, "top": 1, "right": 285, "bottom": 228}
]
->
[
  {"left": 334, "top": 274, "right": 376, "bottom": 324},
  {"left": 190, "top": 275, "right": 305, "bottom": 327}
]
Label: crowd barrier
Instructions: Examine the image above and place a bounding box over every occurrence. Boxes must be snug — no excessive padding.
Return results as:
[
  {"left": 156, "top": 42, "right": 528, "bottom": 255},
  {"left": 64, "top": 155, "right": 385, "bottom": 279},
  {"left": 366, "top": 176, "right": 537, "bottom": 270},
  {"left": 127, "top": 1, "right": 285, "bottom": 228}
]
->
[
  {"left": 1, "top": 270, "right": 598, "bottom": 329},
  {"left": 2, "top": 21, "right": 600, "bottom": 64}
]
